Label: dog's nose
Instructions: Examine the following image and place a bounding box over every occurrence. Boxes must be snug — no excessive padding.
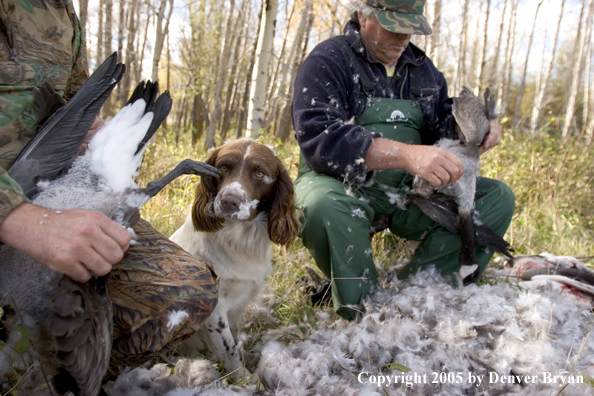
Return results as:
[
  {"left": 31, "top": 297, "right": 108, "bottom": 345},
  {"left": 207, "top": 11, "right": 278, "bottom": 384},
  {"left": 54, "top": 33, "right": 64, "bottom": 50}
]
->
[{"left": 220, "top": 194, "right": 242, "bottom": 213}]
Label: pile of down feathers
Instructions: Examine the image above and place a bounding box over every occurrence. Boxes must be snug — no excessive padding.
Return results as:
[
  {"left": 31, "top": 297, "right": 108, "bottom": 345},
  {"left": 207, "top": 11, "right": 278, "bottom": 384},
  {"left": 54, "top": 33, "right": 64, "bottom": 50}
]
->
[{"left": 104, "top": 265, "right": 594, "bottom": 396}]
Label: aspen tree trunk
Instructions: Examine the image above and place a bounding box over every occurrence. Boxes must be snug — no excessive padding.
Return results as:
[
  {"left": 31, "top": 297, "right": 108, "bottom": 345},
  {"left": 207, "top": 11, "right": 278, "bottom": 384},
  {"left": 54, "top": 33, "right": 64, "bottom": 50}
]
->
[
  {"left": 246, "top": 0, "right": 278, "bottom": 138},
  {"left": 188, "top": 0, "right": 207, "bottom": 145},
  {"left": 220, "top": 0, "right": 250, "bottom": 140},
  {"left": 470, "top": 1, "right": 483, "bottom": 93},
  {"left": 79, "top": 0, "right": 88, "bottom": 43},
  {"left": 561, "top": 0, "right": 593, "bottom": 138},
  {"left": 488, "top": 0, "right": 507, "bottom": 94},
  {"left": 117, "top": 0, "right": 126, "bottom": 61},
  {"left": 474, "top": 0, "right": 491, "bottom": 94},
  {"left": 102, "top": 0, "right": 114, "bottom": 115},
  {"left": 530, "top": 18, "right": 548, "bottom": 133},
  {"left": 225, "top": 0, "right": 252, "bottom": 135},
  {"left": 120, "top": 0, "right": 139, "bottom": 107},
  {"left": 429, "top": 0, "right": 442, "bottom": 67},
  {"left": 266, "top": 0, "right": 301, "bottom": 135},
  {"left": 452, "top": 0, "right": 469, "bottom": 94},
  {"left": 501, "top": 0, "right": 517, "bottom": 111},
  {"left": 151, "top": 0, "right": 174, "bottom": 82},
  {"left": 115, "top": 0, "right": 127, "bottom": 102},
  {"left": 205, "top": 0, "right": 236, "bottom": 149},
  {"left": 582, "top": 26, "right": 593, "bottom": 132},
  {"left": 266, "top": 2, "right": 295, "bottom": 108},
  {"left": 96, "top": 0, "right": 104, "bottom": 67},
  {"left": 276, "top": 0, "right": 312, "bottom": 142},
  {"left": 103, "top": 0, "right": 113, "bottom": 54},
  {"left": 530, "top": 0, "right": 564, "bottom": 135},
  {"left": 584, "top": 42, "right": 594, "bottom": 146},
  {"left": 263, "top": 1, "right": 297, "bottom": 135},
  {"left": 277, "top": 3, "right": 314, "bottom": 142},
  {"left": 138, "top": 4, "right": 152, "bottom": 83},
  {"left": 192, "top": 94, "right": 208, "bottom": 146},
  {"left": 512, "top": 0, "right": 542, "bottom": 131},
  {"left": 530, "top": 0, "right": 565, "bottom": 135},
  {"left": 236, "top": 2, "right": 263, "bottom": 139}
]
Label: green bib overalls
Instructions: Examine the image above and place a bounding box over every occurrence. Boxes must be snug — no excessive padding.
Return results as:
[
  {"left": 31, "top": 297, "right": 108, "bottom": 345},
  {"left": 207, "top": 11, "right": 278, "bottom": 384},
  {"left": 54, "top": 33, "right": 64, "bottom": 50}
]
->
[{"left": 295, "top": 97, "right": 515, "bottom": 320}]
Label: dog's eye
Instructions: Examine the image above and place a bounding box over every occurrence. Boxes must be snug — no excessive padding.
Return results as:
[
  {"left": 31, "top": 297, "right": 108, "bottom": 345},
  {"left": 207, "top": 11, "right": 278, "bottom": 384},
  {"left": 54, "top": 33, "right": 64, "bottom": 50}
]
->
[
  {"left": 255, "top": 170, "right": 264, "bottom": 178},
  {"left": 219, "top": 165, "right": 228, "bottom": 172}
]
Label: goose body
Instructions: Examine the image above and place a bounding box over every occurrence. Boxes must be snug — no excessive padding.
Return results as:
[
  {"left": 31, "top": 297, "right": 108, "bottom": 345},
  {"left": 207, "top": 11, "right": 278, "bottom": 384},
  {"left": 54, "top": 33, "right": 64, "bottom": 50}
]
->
[{"left": 410, "top": 87, "right": 512, "bottom": 284}]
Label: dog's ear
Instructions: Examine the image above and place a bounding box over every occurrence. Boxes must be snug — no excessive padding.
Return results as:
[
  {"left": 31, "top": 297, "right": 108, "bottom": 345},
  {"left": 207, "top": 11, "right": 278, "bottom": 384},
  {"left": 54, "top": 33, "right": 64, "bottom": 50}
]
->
[
  {"left": 192, "top": 149, "right": 224, "bottom": 232},
  {"left": 267, "top": 164, "right": 300, "bottom": 248}
]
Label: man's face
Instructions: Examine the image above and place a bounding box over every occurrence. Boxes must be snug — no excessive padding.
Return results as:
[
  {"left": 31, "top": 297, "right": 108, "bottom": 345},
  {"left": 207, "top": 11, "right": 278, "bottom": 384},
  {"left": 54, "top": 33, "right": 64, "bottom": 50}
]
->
[{"left": 359, "top": 13, "right": 411, "bottom": 67}]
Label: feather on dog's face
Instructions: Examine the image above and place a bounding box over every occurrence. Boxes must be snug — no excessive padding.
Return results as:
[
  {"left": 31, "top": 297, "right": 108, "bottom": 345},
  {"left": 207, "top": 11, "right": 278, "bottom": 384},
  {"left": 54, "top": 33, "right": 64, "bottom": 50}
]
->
[{"left": 191, "top": 138, "right": 300, "bottom": 248}]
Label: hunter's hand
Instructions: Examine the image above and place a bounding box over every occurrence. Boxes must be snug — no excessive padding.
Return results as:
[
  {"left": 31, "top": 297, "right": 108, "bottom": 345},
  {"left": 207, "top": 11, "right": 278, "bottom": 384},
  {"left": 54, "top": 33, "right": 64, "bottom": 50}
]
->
[
  {"left": 0, "top": 203, "right": 130, "bottom": 282},
  {"left": 479, "top": 119, "right": 502, "bottom": 155},
  {"left": 401, "top": 145, "right": 464, "bottom": 187}
]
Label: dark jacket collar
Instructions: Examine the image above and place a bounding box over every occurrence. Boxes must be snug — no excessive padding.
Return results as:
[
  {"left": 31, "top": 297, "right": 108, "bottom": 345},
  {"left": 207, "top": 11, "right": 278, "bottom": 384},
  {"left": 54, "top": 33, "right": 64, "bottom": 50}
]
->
[{"left": 342, "top": 20, "right": 426, "bottom": 69}]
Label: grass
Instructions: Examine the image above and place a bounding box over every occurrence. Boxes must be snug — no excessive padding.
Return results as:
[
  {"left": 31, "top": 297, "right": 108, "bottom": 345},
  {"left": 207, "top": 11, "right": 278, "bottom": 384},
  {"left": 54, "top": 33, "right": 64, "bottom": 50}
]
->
[{"left": 481, "top": 132, "right": 594, "bottom": 257}]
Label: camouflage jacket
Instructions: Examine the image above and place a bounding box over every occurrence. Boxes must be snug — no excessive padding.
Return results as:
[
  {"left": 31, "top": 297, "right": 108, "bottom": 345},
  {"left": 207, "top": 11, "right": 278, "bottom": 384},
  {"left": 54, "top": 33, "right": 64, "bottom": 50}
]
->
[{"left": 0, "top": 0, "right": 88, "bottom": 224}]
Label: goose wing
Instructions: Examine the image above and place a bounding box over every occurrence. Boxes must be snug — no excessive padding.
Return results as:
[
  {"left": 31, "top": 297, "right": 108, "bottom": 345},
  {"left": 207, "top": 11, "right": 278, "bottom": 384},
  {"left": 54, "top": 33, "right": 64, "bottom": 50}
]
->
[{"left": 8, "top": 52, "right": 125, "bottom": 198}]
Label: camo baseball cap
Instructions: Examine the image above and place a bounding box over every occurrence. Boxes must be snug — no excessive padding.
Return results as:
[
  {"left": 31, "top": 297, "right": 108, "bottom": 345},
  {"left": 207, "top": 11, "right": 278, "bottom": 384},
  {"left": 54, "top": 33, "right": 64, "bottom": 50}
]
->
[{"left": 363, "top": 0, "right": 432, "bottom": 35}]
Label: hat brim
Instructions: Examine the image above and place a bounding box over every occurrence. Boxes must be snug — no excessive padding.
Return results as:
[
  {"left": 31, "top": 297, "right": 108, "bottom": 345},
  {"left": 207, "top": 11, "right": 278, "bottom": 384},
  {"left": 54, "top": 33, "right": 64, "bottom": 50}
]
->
[{"left": 373, "top": 9, "right": 433, "bottom": 35}]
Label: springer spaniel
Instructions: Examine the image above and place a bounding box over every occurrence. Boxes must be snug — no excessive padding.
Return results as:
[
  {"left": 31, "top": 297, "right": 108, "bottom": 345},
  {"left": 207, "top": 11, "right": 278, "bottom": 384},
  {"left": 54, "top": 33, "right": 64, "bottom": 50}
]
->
[{"left": 170, "top": 138, "right": 300, "bottom": 378}]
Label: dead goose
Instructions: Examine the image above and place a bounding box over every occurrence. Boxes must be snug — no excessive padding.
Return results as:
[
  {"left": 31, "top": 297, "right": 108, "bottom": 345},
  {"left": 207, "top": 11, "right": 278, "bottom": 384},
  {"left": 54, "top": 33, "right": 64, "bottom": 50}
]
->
[
  {"left": 0, "top": 52, "right": 218, "bottom": 395},
  {"left": 410, "top": 87, "right": 513, "bottom": 285}
]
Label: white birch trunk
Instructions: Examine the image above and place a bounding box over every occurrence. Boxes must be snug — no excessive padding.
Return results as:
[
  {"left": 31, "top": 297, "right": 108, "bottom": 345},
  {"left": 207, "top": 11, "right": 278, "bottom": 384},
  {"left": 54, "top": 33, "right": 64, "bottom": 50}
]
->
[
  {"left": 205, "top": 0, "right": 236, "bottom": 149},
  {"left": 529, "top": 0, "right": 564, "bottom": 135},
  {"left": 104, "top": 0, "right": 113, "bottom": 54},
  {"left": 470, "top": 1, "right": 484, "bottom": 94},
  {"left": 512, "top": 0, "right": 543, "bottom": 131},
  {"left": 151, "top": 0, "right": 174, "bottom": 82},
  {"left": 500, "top": 0, "right": 517, "bottom": 110},
  {"left": 488, "top": 0, "right": 507, "bottom": 93},
  {"left": 452, "top": 0, "right": 470, "bottom": 94},
  {"left": 561, "top": 0, "right": 593, "bottom": 138},
  {"left": 474, "top": 0, "right": 491, "bottom": 95},
  {"left": 246, "top": 0, "right": 278, "bottom": 138},
  {"left": 430, "top": 0, "right": 442, "bottom": 67},
  {"left": 582, "top": 28, "right": 592, "bottom": 132},
  {"left": 96, "top": 0, "right": 104, "bottom": 67}
]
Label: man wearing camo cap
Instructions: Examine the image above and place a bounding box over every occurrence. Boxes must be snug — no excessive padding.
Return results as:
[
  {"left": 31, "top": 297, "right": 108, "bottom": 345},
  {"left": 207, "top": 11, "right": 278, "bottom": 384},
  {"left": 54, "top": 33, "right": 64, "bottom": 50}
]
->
[{"left": 292, "top": 0, "right": 515, "bottom": 320}]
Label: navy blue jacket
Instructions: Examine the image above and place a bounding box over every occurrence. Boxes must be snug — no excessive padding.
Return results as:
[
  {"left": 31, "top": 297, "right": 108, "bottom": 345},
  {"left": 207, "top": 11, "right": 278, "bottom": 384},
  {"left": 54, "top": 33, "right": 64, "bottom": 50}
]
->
[{"left": 292, "top": 21, "right": 457, "bottom": 186}]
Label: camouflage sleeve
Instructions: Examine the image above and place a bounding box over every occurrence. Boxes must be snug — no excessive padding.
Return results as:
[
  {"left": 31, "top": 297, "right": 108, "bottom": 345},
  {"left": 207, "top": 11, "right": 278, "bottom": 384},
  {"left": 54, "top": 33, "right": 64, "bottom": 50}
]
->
[{"left": 0, "top": 167, "right": 29, "bottom": 225}]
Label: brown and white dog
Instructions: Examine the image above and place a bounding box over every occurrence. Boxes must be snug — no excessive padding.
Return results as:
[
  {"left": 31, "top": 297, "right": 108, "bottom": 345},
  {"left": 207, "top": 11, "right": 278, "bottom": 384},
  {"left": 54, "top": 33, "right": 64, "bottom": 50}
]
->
[{"left": 170, "top": 138, "right": 300, "bottom": 378}]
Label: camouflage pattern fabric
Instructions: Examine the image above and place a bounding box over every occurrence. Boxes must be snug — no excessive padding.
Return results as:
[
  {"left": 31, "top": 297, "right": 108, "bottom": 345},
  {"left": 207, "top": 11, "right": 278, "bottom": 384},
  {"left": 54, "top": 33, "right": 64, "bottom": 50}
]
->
[
  {"left": 108, "top": 219, "right": 219, "bottom": 374},
  {"left": 0, "top": 0, "right": 88, "bottom": 223},
  {"left": 0, "top": 167, "right": 28, "bottom": 223},
  {"left": 363, "top": 0, "right": 432, "bottom": 35}
]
